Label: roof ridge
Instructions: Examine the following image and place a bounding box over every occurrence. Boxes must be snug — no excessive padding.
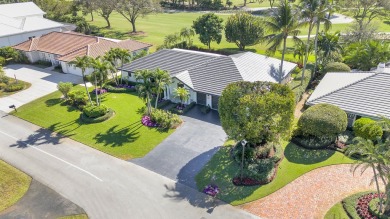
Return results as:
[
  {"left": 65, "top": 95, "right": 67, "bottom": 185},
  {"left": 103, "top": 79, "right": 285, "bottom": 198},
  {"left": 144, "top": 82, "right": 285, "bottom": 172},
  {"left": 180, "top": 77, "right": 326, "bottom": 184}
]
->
[
  {"left": 120, "top": 38, "right": 152, "bottom": 47},
  {"left": 309, "top": 72, "right": 377, "bottom": 103},
  {"left": 59, "top": 45, "right": 89, "bottom": 59}
]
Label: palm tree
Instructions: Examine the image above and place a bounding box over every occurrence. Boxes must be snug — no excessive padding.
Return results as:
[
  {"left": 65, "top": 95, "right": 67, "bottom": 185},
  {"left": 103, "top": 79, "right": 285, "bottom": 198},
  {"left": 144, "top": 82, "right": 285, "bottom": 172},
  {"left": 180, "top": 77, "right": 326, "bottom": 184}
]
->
[
  {"left": 317, "top": 31, "right": 342, "bottom": 66},
  {"left": 180, "top": 27, "right": 195, "bottom": 48},
  {"left": 105, "top": 48, "right": 132, "bottom": 85},
  {"left": 293, "top": 39, "right": 309, "bottom": 67},
  {"left": 345, "top": 137, "right": 388, "bottom": 213},
  {"left": 312, "top": 0, "right": 332, "bottom": 77},
  {"left": 265, "top": 0, "right": 302, "bottom": 84},
  {"left": 69, "top": 56, "right": 93, "bottom": 104},
  {"left": 174, "top": 87, "right": 190, "bottom": 107},
  {"left": 153, "top": 68, "right": 171, "bottom": 109},
  {"left": 298, "top": 0, "right": 329, "bottom": 85},
  {"left": 91, "top": 57, "right": 115, "bottom": 106},
  {"left": 135, "top": 69, "right": 155, "bottom": 115}
]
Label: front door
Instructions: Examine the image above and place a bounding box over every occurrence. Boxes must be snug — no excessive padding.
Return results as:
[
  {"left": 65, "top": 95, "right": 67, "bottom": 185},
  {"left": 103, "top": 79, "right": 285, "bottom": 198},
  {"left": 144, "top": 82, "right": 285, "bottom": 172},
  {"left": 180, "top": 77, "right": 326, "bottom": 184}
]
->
[
  {"left": 197, "top": 92, "right": 206, "bottom": 105},
  {"left": 211, "top": 95, "right": 219, "bottom": 109},
  {"left": 206, "top": 94, "right": 212, "bottom": 107}
]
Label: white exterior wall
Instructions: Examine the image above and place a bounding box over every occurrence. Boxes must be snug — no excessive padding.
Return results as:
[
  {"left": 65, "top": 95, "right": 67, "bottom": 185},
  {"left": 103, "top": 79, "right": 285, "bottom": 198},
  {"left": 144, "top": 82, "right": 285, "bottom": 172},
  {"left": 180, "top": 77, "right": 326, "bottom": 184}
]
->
[
  {"left": 61, "top": 62, "right": 94, "bottom": 76},
  {"left": 0, "top": 27, "right": 63, "bottom": 47},
  {"left": 165, "top": 78, "right": 196, "bottom": 104}
]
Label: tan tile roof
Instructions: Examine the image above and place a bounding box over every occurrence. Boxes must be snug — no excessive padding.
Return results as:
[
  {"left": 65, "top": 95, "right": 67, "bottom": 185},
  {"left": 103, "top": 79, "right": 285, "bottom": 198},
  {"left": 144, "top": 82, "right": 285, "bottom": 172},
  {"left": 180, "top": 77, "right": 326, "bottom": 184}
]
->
[{"left": 13, "top": 31, "right": 152, "bottom": 62}]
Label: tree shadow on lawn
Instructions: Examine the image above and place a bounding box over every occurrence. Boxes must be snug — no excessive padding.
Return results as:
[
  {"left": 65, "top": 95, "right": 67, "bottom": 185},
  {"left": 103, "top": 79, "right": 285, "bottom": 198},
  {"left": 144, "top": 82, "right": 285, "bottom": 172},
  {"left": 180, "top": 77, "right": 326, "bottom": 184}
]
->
[
  {"left": 93, "top": 122, "right": 141, "bottom": 147},
  {"left": 45, "top": 98, "right": 63, "bottom": 107},
  {"left": 284, "top": 142, "right": 335, "bottom": 164}
]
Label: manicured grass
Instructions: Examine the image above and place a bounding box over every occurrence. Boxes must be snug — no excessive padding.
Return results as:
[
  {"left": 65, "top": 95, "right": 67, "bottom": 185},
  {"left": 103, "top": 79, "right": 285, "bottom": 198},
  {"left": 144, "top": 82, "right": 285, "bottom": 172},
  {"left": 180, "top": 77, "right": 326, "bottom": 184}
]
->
[
  {"left": 0, "top": 160, "right": 31, "bottom": 212},
  {"left": 57, "top": 214, "right": 89, "bottom": 219},
  {"left": 0, "top": 77, "right": 31, "bottom": 98},
  {"left": 324, "top": 202, "right": 349, "bottom": 219},
  {"left": 195, "top": 141, "right": 354, "bottom": 205},
  {"left": 13, "top": 85, "right": 174, "bottom": 160}
]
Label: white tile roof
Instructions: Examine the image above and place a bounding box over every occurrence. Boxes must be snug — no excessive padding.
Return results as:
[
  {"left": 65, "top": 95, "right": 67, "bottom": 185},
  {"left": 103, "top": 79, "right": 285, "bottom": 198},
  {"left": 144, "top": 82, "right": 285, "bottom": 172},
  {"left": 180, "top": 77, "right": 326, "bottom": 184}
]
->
[
  {"left": 0, "top": 2, "right": 45, "bottom": 18},
  {"left": 307, "top": 72, "right": 390, "bottom": 118}
]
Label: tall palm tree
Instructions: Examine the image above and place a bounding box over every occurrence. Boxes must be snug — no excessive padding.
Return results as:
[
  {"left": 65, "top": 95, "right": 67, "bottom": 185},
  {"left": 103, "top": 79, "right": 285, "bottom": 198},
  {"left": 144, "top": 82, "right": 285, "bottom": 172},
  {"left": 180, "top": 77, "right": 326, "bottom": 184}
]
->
[
  {"left": 293, "top": 39, "right": 309, "bottom": 67},
  {"left": 299, "top": 0, "right": 324, "bottom": 85},
  {"left": 153, "top": 68, "right": 171, "bottom": 109},
  {"left": 135, "top": 69, "right": 155, "bottom": 115},
  {"left": 345, "top": 137, "right": 388, "bottom": 213},
  {"left": 312, "top": 0, "right": 332, "bottom": 77},
  {"left": 317, "top": 31, "right": 342, "bottom": 66},
  {"left": 105, "top": 48, "right": 132, "bottom": 85},
  {"left": 180, "top": 27, "right": 195, "bottom": 48},
  {"left": 174, "top": 87, "right": 190, "bottom": 107},
  {"left": 91, "top": 57, "right": 115, "bottom": 106},
  {"left": 69, "top": 56, "right": 93, "bottom": 104},
  {"left": 265, "top": 0, "right": 302, "bottom": 84}
]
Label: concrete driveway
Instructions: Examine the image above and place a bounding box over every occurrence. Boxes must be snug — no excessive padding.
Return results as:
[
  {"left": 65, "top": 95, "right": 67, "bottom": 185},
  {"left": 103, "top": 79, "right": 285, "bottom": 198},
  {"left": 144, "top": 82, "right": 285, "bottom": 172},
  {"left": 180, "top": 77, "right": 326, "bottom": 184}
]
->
[
  {"left": 131, "top": 106, "right": 227, "bottom": 188},
  {"left": 0, "top": 64, "right": 83, "bottom": 113}
]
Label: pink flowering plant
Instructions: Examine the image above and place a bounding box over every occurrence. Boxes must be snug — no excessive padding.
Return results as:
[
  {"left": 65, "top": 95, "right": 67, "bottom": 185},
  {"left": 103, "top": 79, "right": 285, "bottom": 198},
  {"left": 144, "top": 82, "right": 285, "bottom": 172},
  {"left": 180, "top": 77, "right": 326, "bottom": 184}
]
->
[
  {"left": 92, "top": 88, "right": 107, "bottom": 95},
  {"left": 203, "top": 184, "right": 219, "bottom": 197},
  {"left": 141, "top": 115, "right": 158, "bottom": 127}
]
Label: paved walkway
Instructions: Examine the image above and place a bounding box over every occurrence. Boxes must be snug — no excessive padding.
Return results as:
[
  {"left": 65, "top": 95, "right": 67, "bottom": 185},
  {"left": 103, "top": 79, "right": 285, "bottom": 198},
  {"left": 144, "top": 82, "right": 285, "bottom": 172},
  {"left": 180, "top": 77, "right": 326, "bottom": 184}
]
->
[
  {"left": 0, "top": 64, "right": 83, "bottom": 113},
  {"left": 131, "top": 106, "right": 226, "bottom": 189},
  {"left": 241, "top": 164, "right": 383, "bottom": 219},
  {"left": 0, "top": 111, "right": 257, "bottom": 219},
  {"left": 0, "top": 180, "right": 85, "bottom": 219}
]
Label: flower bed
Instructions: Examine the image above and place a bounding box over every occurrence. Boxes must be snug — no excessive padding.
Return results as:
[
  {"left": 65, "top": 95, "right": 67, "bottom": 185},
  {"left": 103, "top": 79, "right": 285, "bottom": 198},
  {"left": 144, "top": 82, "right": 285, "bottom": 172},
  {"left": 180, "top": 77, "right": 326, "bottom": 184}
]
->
[
  {"left": 356, "top": 193, "right": 384, "bottom": 219},
  {"left": 141, "top": 115, "right": 158, "bottom": 127},
  {"left": 170, "top": 102, "right": 196, "bottom": 115},
  {"left": 203, "top": 184, "right": 219, "bottom": 197},
  {"left": 104, "top": 84, "right": 136, "bottom": 93},
  {"left": 92, "top": 88, "right": 107, "bottom": 95},
  {"left": 80, "top": 108, "right": 114, "bottom": 123}
]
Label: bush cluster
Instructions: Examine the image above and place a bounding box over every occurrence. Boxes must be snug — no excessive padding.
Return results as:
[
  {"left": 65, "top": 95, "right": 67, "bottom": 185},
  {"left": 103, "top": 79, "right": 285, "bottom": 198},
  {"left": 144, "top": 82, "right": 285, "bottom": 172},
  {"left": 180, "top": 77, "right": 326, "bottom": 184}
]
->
[
  {"left": 80, "top": 108, "right": 114, "bottom": 123},
  {"left": 83, "top": 104, "right": 108, "bottom": 118},
  {"left": 57, "top": 82, "right": 73, "bottom": 98},
  {"left": 292, "top": 135, "right": 336, "bottom": 149},
  {"left": 324, "top": 62, "right": 351, "bottom": 73},
  {"left": 4, "top": 83, "right": 24, "bottom": 92},
  {"left": 150, "top": 109, "right": 182, "bottom": 129},
  {"left": 342, "top": 192, "right": 373, "bottom": 219},
  {"left": 104, "top": 84, "right": 136, "bottom": 93},
  {"left": 353, "top": 118, "right": 383, "bottom": 140},
  {"left": 67, "top": 90, "right": 88, "bottom": 109},
  {"left": 0, "top": 82, "right": 7, "bottom": 90},
  {"left": 200, "top": 105, "right": 211, "bottom": 114},
  {"left": 298, "top": 104, "right": 347, "bottom": 138}
]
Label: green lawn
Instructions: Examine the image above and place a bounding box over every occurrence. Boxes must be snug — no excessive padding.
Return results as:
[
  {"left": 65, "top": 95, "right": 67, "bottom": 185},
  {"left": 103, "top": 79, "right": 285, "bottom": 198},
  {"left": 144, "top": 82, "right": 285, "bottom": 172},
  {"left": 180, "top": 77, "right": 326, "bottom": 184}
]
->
[
  {"left": 13, "top": 86, "right": 174, "bottom": 160},
  {"left": 0, "top": 160, "right": 31, "bottom": 212},
  {"left": 324, "top": 202, "right": 349, "bottom": 219},
  {"left": 195, "top": 141, "right": 354, "bottom": 205}
]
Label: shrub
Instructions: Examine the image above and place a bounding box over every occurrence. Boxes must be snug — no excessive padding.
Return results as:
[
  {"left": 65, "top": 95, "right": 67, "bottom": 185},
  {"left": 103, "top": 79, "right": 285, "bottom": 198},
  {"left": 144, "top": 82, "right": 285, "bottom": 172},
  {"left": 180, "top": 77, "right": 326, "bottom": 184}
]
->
[
  {"left": 170, "top": 101, "right": 196, "bottom": 115},
  {"left": 104, "top": 84, "right": 135, "bottom": 93},
  {"left": 298, "top": 103, "right": 347, "bottom": 138},
  {"left": 57, "top": 82, "right": 73, "bottom": 99},
  {"left": 0, "top": 82, "right": 6, "bottom": 90},
  {"left": 67, "top": 90, "right": 88, "bottom": 109},
  {"left": 150, "top": 109, "right": 182, "bottom": 129},
  {"left": 292, "top": 135, "right": 336, "bottom": 149},
  {"left": 0, "top": 57, "right": 5, "bottom": 66},
  {"left": 83, "top": 104, "right": 108, "bottom": 118},
  {"left": 337, "top": 130, "right": 355, "bottom": 145},
  {"left": 324, "top": 62, "right": 351, "bottom": 73},
  {"left": 156, "top": 99, "right": 171, "bottom": 109},
  {"left": 80, "top": 108, "right": 114, "bottom": 123},
  {"left": 353, "top": 118, "right": 383, "bottom": 140},
  {"left": 4, "top": 83, "right": 24, "bottom": 92},
  {"left": 0, "top": 76, "right": 9, "bottom": 84},
  {"left": 342, "top": 191, "right": 373, "bottom": 219},
  {"left": 200, "top": 105, "right": 211, "bottom": 114}
]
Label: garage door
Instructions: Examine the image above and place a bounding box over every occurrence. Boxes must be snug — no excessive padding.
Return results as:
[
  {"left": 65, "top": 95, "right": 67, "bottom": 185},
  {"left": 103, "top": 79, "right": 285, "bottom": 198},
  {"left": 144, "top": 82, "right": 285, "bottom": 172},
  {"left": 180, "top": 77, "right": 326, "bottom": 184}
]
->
[
  {"left": 211, "top": 95, "right": 219, "bottom": 109},
  {"left": 197, "top": 92, "right": 206, "bottom": 105}
]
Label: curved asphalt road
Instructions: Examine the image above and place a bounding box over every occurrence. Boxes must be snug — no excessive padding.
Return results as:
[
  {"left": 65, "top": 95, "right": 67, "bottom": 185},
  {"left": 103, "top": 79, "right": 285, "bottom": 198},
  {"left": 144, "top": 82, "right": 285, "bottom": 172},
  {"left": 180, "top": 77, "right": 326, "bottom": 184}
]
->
[{"left": 0, "top": 111, "right": 258, "bottom": 219}]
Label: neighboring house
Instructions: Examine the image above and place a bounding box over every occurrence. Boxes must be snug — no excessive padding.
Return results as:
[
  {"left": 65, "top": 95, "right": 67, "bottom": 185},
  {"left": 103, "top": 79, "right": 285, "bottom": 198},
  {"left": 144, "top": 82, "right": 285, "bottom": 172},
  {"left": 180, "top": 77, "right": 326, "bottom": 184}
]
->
[
  {"left": 0, "top": 2, "right": 67, "bottom": 47},
  {"left": 13, "top": 31, "right": 151, "bottom": 76},
  {"left": 306, "top": 63, "right": 390, "bottom": 127},
  {"left": 120, "top": 48, "right": 297, "bottom": 109}
]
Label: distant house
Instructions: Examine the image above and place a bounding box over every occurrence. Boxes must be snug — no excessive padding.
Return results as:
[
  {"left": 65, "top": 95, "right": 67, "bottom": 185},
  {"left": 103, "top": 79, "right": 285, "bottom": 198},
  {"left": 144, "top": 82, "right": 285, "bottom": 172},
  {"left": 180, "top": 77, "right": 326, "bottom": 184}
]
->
[
  {"left": 0, "top": 2, "right": 67, "bottom": 47},
  {"left": 13, "top": 31, "right": 152, "bottom": 76},
  {"left": 120, "top": 48, "right": 297, "bottom": 109},
  {"left": 307, "top": 63, "right": 390, "bottom": 127}
]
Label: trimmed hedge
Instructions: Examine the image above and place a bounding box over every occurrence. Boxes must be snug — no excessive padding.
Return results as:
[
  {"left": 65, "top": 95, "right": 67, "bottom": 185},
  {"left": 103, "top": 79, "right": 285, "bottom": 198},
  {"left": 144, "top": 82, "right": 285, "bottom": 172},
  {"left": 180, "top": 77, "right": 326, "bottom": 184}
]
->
[
  {"left": 353, "top": 118, "right": 383, "bottom": 140},
  {"left": 170, "top": 102, "right": 196, "bottom": 115},
  {"left": 80, "top": 108, "right": 114, "bottom": 123},
  {"left": 292, "top": 135, "right": 336, "bottom": 149},
  {"left": 83, "top": 104, "right": 108, "bottom": 118},
  {"left": 156, "top": 99, "right": 171, "bottom": 109},
  {"left": 4, "top": 83, "right": 24, "bottom": 92},
  {"left": 324, "top": 62, "right": 351, "bottom": 73},
  {"left": 298, "top": 103, "right": 347, "bottom": 138},
  {"left": 342, "top": 191, "right": 373, "bottom": 219},
  {"left": 104, "top": 84, "right": 136, "bottom": 93}
]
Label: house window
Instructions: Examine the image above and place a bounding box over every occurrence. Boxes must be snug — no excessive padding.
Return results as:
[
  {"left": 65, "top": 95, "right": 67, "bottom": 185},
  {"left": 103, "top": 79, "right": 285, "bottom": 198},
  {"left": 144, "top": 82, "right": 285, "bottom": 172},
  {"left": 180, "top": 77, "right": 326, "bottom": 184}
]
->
[{"left": 177, "top": 83, "right": 184, "bottom": 88}]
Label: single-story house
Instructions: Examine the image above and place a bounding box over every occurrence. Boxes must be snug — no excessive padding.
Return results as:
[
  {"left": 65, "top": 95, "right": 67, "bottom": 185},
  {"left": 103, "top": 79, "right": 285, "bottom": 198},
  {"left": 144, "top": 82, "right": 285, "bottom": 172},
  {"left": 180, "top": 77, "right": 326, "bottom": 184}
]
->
[
  {"left": 306, "top": 63, "right": 390, "bottom": 127},
  {"left": 0, "top": 2, "right": 67, "bottom": 47},
  {"left": 120, "top": 48, "right": 297, "bottom": 110},
  {"left": 13, "top": 31, "right": 152, "bottom": 76}
]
